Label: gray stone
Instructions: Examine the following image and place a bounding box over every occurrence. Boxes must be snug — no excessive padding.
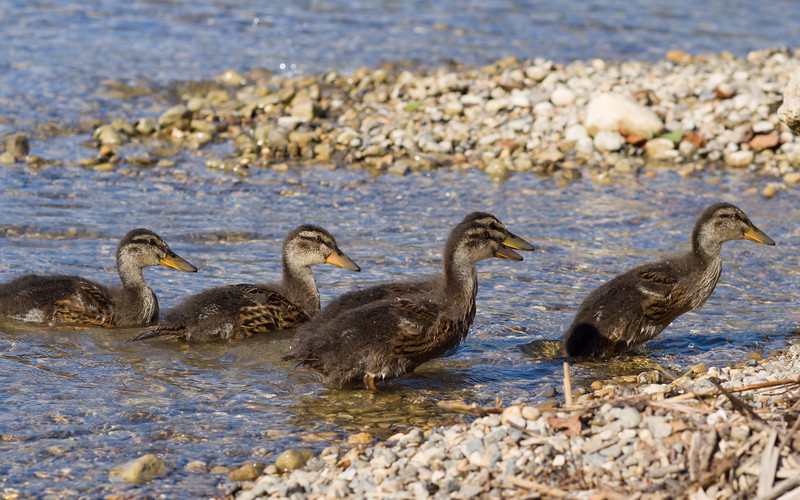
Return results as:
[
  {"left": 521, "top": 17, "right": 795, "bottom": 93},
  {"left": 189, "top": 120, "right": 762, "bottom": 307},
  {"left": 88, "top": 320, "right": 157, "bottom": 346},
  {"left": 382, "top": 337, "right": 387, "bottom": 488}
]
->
[
  {"left": 617, "top": 406, "right": 642, "bottom": 429},
  {"left": 647, "top": 416, "right": 672, "bottom": 439},
  {"left": 158, "top": 105, "right": 191, "bottom": 129}
]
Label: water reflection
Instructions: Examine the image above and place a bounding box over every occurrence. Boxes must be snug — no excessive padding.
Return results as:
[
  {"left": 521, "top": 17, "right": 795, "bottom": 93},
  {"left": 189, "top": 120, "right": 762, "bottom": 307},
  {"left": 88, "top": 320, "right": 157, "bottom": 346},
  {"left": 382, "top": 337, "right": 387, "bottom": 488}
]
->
[{"left": 0, "top": 165, "right": 797, "bottom": 496}]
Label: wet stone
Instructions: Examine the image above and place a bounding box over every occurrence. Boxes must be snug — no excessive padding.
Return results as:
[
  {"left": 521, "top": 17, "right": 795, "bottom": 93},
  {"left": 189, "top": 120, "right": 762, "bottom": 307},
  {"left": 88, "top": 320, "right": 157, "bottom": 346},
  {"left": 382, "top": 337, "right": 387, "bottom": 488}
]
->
[
  {"left": 274, "top": 449, "right": 316, "bottom": 472},
  {"left": 110, "top": 454, "right": 167, "bottom": 484}
]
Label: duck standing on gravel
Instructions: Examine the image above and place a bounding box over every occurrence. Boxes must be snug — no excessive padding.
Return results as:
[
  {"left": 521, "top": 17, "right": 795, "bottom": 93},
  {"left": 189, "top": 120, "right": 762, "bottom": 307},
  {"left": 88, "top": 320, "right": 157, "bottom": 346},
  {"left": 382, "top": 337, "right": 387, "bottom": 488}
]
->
[
  {"left": 0, "top": 228, "right": 197, "bottom": 327},
  {"left": 283, "top": 212, "right": 534, "bottom": 391},
  {"left": 129, "top": 225, "right": 359, "bottom": 342},
  {"left": 562, "top": 202, "right": 775, "bottom": 358}
]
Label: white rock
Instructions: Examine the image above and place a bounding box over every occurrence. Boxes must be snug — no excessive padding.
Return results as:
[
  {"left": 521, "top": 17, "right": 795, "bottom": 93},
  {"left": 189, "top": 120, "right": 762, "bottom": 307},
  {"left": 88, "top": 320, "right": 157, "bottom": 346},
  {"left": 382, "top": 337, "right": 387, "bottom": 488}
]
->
[
  {"left": 509, "top": 90, "right": 531, "bottom": 108},
  {"left": 645, "top": 138, "right": 676, "bottom": 159},
  {"left": 593, "top": 130, "right": 626, "bottom": 152},
  {"left": 779, "top": 66, "right": 800, "bottom": 134},
  {"left": 584, "top": 92, "right": 664, "bottom": 138},
  {"left": 724, "top": 150, "right": 755, "bottom": 167},
  {"left": 752, "top": 120, "right": 774, "bottom": 134},
  {"left": 551, "top": 86, "right": 576, "bottom": 106},
  {"left": 564, "top": 124, "right": 590, "bottom": 142}
]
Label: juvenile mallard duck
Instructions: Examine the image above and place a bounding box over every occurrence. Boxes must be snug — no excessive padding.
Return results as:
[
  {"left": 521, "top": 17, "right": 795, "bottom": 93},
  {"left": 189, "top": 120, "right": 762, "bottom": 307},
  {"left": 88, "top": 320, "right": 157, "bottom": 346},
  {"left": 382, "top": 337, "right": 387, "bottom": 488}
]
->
[
  {"left": 0, "top": 228, "right": 196, "bottom": 327},
  {"left": 283, "top": 212, "right": 534, "bottom": 391},
  {"left": 129, "top": 225, "right": 359, "bottom": 342},
  {"left": 562, "top": 202, "right": 775, "bottom": 358}
]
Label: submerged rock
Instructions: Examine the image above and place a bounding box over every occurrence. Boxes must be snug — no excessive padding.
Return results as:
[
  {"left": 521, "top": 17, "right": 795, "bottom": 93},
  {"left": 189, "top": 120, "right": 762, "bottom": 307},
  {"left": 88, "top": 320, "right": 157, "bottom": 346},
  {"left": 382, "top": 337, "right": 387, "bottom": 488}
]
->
[
  {"left": 274, "top": 449, "right": 316, "bottom": 472},
  {"left": 110, "top": 454, "right": 167, "bottom": 484}
]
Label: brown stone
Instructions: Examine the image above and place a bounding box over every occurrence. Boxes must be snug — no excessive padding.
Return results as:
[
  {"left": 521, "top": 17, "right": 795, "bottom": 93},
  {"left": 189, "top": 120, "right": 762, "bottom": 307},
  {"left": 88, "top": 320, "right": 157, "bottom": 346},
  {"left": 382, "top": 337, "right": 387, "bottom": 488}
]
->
[
  {"left": 682, "top": 131, "right": 707, "bottom": 149},
  {"left": 749, "top": 133, "right": 780, "bottom": 151},
  {"left": 621, "top": 129, "right": 647, "bottom": 147},
  {"left": 666, "top": 50, "right": 691, "bottom": 64}
]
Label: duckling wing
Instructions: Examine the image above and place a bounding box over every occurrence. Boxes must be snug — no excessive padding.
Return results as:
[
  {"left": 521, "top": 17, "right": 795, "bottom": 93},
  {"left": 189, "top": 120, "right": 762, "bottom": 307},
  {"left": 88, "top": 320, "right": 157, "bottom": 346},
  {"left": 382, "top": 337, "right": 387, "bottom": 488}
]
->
[
  {"left": 313, "top": 279, "right": 431, "bottom": 324},
  {"left": 0, "top": 275, "right": 115, "bottom": 326},
  {"left": 231, "top": 284, "right": 310, "bottom": 334},
  {"left": 636, "top": 266, "right": 698, "bottom": 326},
  {"left": 50, "top": 278, "right": 115, "bottom": 326},
  {"left": 389, "top": 298, "right": 469, "bottom": 361}
]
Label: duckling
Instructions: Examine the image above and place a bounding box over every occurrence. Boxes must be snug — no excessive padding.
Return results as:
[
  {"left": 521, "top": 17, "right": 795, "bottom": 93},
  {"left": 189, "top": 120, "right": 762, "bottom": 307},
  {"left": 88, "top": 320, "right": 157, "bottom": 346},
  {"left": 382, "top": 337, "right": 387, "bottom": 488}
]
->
[
  {"left": 129, "top": 225, "right": 359, "bottom": 342},
  {"left": 562, "top": 202, "right": 775, "bottom": 358},
  {"left": 283, "top": 212, "right": 534, "bottom": 391},
  {"left": 0, "top": 228, "right": 197, "bottom": 327}
]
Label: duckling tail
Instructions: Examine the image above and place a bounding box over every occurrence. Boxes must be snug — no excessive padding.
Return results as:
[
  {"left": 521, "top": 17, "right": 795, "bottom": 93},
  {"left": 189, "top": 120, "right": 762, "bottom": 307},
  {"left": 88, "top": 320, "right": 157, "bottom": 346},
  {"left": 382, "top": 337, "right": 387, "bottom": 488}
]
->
[{"left": 128, "top": 324, "right": 186, "bottom": 341}]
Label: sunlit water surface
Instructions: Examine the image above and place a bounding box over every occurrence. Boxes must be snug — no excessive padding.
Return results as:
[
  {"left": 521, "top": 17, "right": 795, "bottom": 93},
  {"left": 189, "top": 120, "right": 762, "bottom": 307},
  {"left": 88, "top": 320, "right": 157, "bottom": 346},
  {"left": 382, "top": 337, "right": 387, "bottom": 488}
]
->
[{"left": 1, "top": 165, "right": 798, "bottom": 497}]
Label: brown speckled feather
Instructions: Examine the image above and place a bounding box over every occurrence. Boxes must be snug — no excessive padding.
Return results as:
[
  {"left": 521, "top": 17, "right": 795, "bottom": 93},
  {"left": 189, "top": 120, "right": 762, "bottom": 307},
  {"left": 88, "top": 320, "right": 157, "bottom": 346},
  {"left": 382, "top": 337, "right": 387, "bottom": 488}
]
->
[
  {"left": 237, "top": 285, "right": 310, "bottom": 335},
  {"left": 52, "top": 279, "right": 116, "bottom": 326}
]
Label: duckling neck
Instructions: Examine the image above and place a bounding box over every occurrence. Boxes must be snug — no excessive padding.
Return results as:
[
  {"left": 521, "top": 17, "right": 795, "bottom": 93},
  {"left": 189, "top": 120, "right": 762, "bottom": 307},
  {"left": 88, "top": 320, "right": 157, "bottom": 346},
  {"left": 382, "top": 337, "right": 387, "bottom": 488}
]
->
[
  {"left": 692, "top": 225, "right": 724, "bottom": 263},
  {"left": 439, "top": 255, "right": 478, "bottom": 313},
  {"left": 117, "top": 260, "right": 158, "bottom": 323},
  {"left": 282, "top": 259, "right": 320, "bottom": 316}
]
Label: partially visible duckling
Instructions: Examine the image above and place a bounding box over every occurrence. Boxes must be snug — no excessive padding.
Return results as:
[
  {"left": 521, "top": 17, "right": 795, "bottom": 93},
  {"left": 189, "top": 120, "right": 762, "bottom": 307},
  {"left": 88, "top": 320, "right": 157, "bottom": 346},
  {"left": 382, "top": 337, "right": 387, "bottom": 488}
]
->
[
  {"left": 0, "top": 228, "right": 196, "bottom": 327},
  {"left": 129, "top": 225, "right": 359, "bottom": 342},
  {"left": 283, "top": 212, "right": 534, "bottom": 391},
  {"left": 562, "top": 202, "right": 775, "bottom": 358}
]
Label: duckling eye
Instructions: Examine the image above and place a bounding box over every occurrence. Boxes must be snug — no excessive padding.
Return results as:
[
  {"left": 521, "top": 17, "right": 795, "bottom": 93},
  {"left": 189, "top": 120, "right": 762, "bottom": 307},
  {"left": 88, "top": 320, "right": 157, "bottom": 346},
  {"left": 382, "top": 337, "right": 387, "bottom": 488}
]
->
[
  {"left": 483, "top": 231, "right": 490, "bottom": 239},
  {"left": 315, "top": 236, "right": 322, "bottom": 243}
]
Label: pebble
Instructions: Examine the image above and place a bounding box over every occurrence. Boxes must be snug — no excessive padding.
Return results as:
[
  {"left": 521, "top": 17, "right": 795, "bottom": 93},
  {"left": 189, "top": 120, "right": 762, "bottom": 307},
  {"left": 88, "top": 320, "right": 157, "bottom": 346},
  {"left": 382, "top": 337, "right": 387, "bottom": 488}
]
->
[
  {"left": 724, "top": 150, "right": 755, "bottom": 167},
  {"left": 54, "top": 48, "right": 800, "bottom": 185},
  {"left": 593, "top": 130, "right": 626, "bottom": 152},
  {"left": 229, "top": 344, "right": 800, "bottom": 500}
]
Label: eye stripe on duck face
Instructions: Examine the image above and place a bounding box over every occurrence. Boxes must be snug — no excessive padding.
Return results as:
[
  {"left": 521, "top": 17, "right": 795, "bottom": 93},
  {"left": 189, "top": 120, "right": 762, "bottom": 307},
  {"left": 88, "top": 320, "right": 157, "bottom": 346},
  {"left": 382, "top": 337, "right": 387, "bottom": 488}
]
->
[
  {"left": 296, "top": 231, "right": 335, "bottom": 250},
  {"left": 129, "top": 234, "right": 168, "bottom": 253},
  {"left": 464, "top": 225, "right": 505, "bottom": 246}
]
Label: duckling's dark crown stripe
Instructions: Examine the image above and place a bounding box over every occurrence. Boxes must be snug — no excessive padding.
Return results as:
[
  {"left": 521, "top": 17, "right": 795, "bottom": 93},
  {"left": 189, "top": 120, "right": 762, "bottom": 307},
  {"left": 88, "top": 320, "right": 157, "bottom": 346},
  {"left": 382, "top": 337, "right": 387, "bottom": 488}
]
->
[{"left": 297, "top": 231, "right": 333, "bottom": 245}]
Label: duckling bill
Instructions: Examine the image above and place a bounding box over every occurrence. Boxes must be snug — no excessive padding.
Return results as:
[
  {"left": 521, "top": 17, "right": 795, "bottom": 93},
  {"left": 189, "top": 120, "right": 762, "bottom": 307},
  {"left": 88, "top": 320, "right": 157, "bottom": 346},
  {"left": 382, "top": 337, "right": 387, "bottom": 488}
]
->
[
  {"left": 283, "top": 212, "right": 534, "bottom": 392},
  {"left": 0, "top": 228, "right": 196, "bottom": 327},
  {"left": 562, "top": 202, "right": 775, "bottom": 358},
  {"left": 129, "top": 225, "right": 359, "bottom": 342}
]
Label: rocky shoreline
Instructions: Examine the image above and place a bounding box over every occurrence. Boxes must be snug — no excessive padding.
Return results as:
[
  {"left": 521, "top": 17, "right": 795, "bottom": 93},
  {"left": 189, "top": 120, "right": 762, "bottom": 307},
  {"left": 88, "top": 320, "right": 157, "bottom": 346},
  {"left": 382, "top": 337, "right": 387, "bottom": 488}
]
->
[
  {"left": 223, "top": 343, "right": 800, "bottom": 500},
  {"left": 4, "top": 49, "right": 800, "bottom": 198}
]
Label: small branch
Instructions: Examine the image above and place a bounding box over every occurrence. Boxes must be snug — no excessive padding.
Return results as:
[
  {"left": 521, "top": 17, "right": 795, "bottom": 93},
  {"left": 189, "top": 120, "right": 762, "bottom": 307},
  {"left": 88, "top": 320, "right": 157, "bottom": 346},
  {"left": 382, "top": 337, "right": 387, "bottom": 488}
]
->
[
  {"left": 563, "top": 361, "right": 573, "bottom": 407},
  {"left": 506, "top": 475, "right": 571, "bottom": 498},
  {"left": 758, "top": 430, "right": 780, "bottom": 497},
  {"left": 708, "top": 377, "right": 765, "bottom": 423}
]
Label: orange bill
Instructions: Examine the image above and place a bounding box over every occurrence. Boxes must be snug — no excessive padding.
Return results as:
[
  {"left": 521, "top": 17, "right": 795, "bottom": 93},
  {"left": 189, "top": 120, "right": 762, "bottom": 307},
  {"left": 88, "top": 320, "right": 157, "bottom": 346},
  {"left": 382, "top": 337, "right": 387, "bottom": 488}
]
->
[
  {"left": 325, "top": 250, "right": 361, "bottom": 271},
  {"left": 493, "top": 244, "right": 523, "bottom": 261},
  {"left": 743, "top": 225, "right": 775, "bottom": 246},
  {"left": 159, "top": 251, "right": 198, "bottom": 272}
]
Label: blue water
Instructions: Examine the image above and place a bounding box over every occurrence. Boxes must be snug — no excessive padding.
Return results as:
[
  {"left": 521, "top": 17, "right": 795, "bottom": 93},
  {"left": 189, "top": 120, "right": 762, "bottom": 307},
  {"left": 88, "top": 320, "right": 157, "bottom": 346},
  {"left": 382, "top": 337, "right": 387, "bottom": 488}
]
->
[
  {"left": 1, "top": 1, "right": 800, "bottom": 497},
  {"left": 1, "top": 0, "right": 799, "bottom": 129}
]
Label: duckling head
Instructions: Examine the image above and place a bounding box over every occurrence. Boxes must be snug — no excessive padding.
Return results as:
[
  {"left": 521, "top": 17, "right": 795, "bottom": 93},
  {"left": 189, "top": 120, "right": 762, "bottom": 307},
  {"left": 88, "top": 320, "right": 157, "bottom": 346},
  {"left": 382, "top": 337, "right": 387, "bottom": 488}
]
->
[
  {"left": 448, "top": 213, "right": 535, "bottom": 265},
  {"left": 693, "top": 202, "right": 775, "bottom": 257},
  {"left": 117, "top": 228, "right": 197, "bottom": 272},
  {"left": 283, "top": 225, "right": 360, "bottom": 272}
]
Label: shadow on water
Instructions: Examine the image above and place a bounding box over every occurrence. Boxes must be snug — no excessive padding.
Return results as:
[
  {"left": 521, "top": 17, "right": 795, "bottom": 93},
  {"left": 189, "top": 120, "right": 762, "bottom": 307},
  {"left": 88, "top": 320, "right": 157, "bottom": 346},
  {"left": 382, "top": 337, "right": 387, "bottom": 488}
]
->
[{"left": 1, "top": 166, "right": 799, "bottom": 496}]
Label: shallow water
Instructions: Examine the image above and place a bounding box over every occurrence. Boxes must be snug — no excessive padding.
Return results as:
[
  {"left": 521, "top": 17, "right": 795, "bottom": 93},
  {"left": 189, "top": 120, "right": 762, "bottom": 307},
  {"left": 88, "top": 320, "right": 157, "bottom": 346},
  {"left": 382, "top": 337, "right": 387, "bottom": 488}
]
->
[
  {"left": 1, "top": 164, "right": 798, "bottom": 496},
  {"left": 2, "top": 1, "right": 800, "bottom": 496}
]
